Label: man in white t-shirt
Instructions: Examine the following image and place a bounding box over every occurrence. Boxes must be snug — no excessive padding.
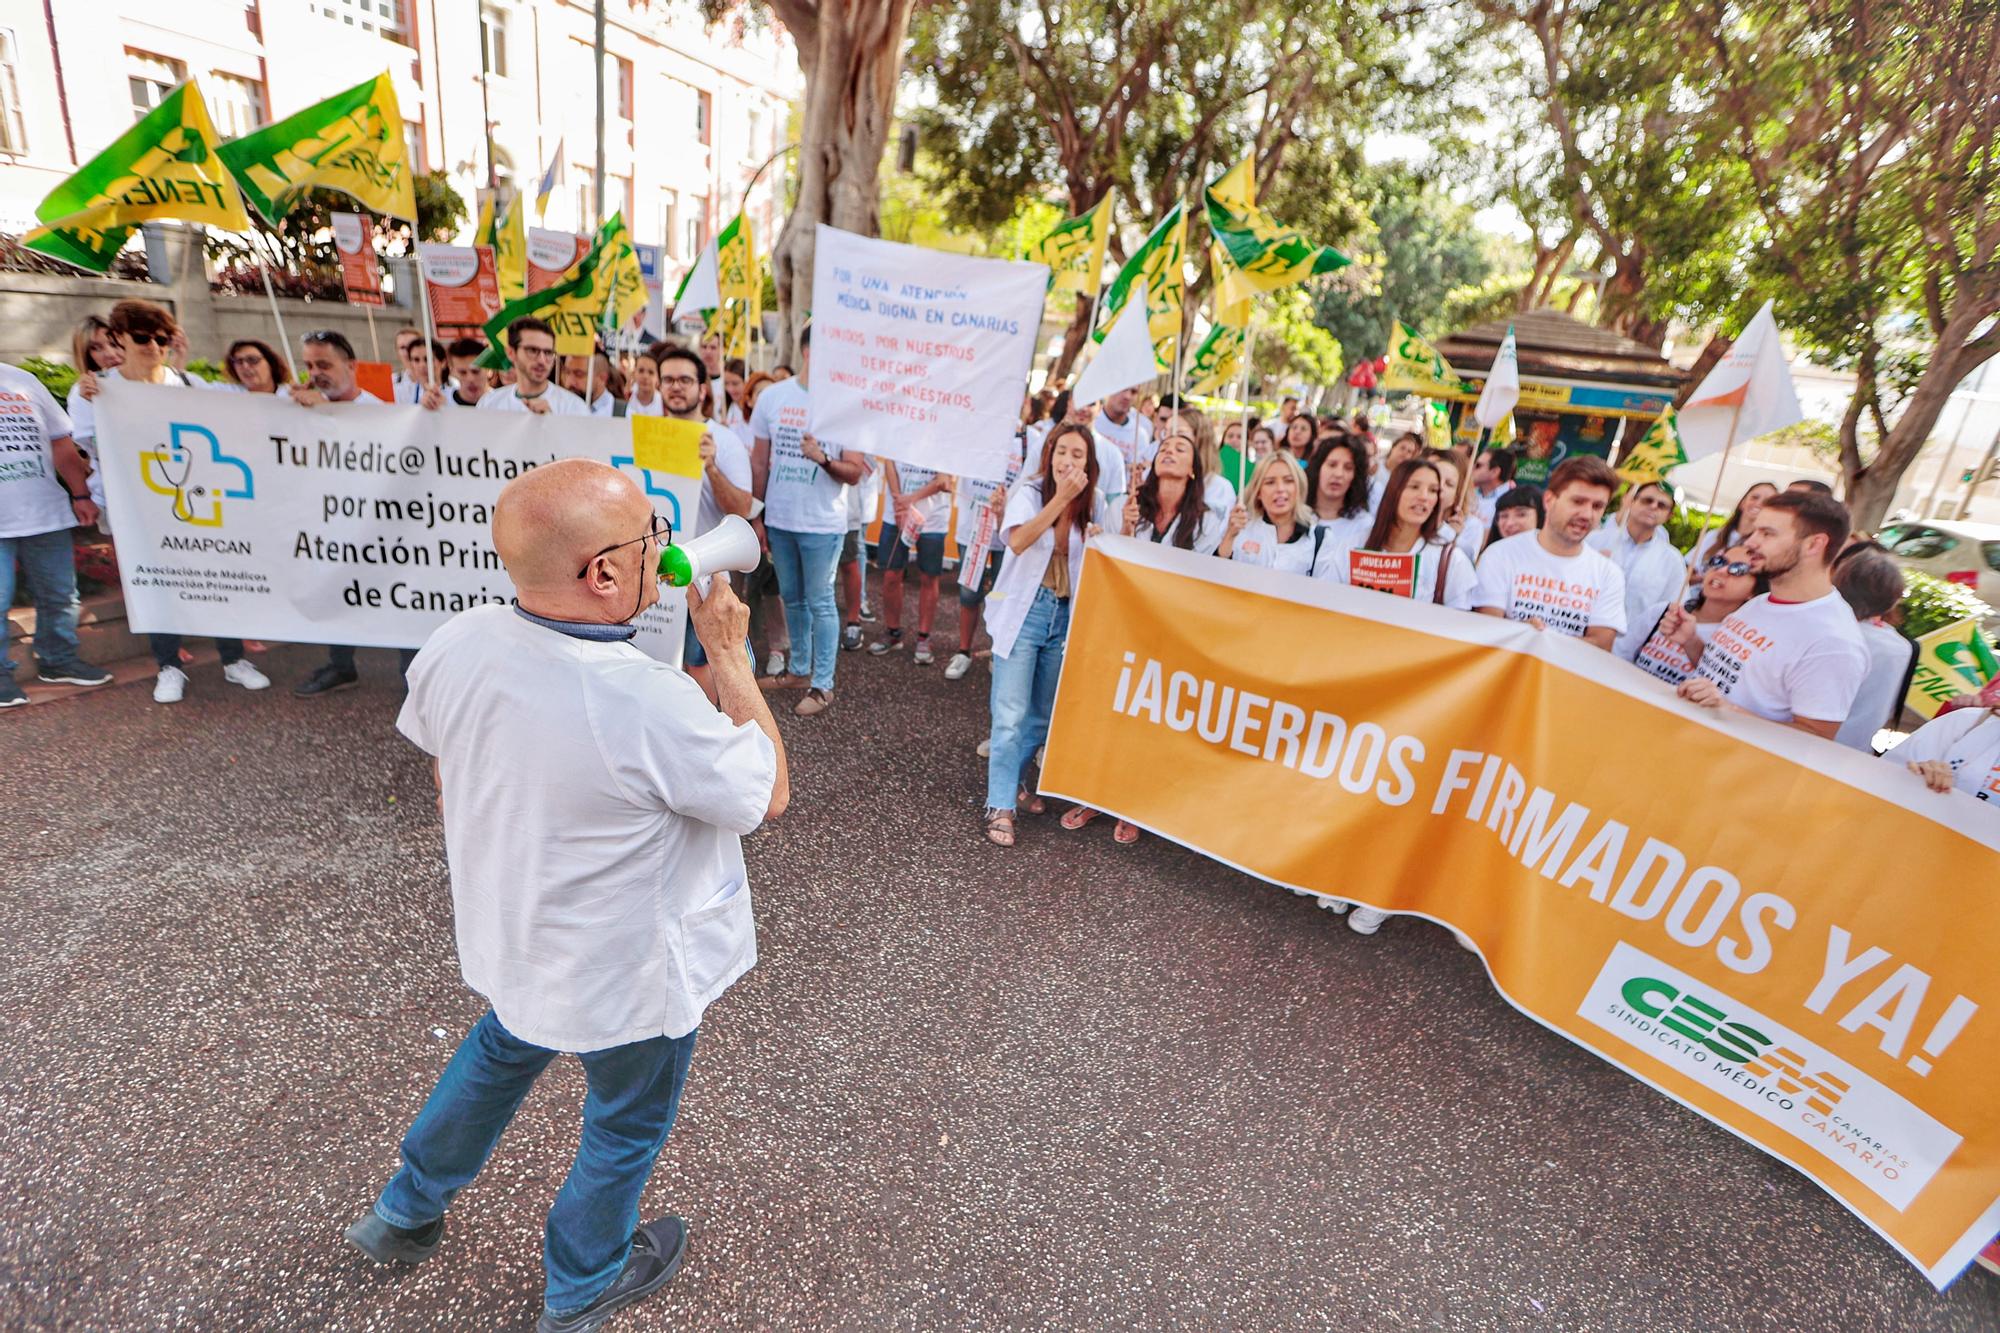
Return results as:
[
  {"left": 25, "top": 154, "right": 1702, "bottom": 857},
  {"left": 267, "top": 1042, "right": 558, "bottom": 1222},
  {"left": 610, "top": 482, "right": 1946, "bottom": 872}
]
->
[
  {"left": 345, "top": 458, "right": 786, "bottom": 1333},
  {"left": 1093, "top": 387, "right": 1155, "bottom": 475},
  {"left": 655, "top": 344, "right": 755, "bottom": 696},
  {"left": 1468, "top": 448, "right": 1516, "bottom": 534},
  {"left": 389, "top": 324, "right": 423, "bottom": 404},
  {"left": 478, "top": 318, "right": 590, "bottom": 416},
  {"left": 1586, "top": 479, "right": 1685, "bottom": 661},
  {"left": 867, "top": 458, "right": 954, "bottom": 665},
  {"left": 0, "top": 361, "right": 113, "bottom": 704},
  {"left": 395, "top": 338, "right": 449, "bottom": 405},
  {"left": 749, "top": 326, "right": 865, "bottom": 716},
  {"left": 1473, "top": 454, "right": 1627, "bottom": 649},
  {"left": 444, "top": 339, "right": 490, "bottom": 408},
  {"left": 1830, "top": 545, "right": 1915, "bottom": 751},
  {"left": 1663, "top": 490, "right": 1870, "bottom": 737}
]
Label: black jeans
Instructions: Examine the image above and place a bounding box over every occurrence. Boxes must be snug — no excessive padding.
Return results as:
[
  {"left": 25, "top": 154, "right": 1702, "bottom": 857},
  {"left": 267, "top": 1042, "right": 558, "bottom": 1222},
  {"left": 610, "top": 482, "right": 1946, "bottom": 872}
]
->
[{"left": 151, "top": 634, "right": 242, "bottom": 669}]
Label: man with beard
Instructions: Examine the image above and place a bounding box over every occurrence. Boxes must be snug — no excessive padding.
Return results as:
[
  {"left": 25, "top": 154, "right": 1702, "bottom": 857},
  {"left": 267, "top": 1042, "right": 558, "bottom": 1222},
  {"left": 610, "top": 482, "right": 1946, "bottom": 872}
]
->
[
  {"left": 656, "top": 344, "right": 755, "bottom": 698},
  {"left": 1472, "top": 454, "right": 1627, "bottom": 650},
  {"left": 1662, "top": 490, "right": 1868, "bottom": 738}
]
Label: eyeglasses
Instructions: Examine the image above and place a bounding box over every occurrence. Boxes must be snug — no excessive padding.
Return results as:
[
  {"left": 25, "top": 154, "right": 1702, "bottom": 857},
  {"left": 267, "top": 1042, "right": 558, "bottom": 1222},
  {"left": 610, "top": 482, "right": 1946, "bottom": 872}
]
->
[
  {"left": 1704, "top": 555, "right": 1753, "bottom": 576},
  {"left": 660, "top": 374, "right": 700, "bottom": 388},
  {"left": 122, "top": 332, "right": 171, "bottom": 347},
  {"left": 577, "top": 513, "right": 670, "bottom": 579},
  {"left": 513, "top": 343, "right": 557, "bottom": 359},
  {"left": 228, "top": 353, "right": 267, "bottom": 367}
]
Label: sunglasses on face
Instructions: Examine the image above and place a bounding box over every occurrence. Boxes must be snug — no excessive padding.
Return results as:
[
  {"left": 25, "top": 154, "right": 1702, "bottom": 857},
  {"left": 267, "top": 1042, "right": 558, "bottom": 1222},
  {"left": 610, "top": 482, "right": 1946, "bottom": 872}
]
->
[
  {"left": 577, "top": 513, "right": 671, "bottom": 580},
  {"left": 1704, "top": 555, "right": 1753, "bottom": 576},
  {"left": 123, "top": 332, "right": 171, "bottom": 347}
]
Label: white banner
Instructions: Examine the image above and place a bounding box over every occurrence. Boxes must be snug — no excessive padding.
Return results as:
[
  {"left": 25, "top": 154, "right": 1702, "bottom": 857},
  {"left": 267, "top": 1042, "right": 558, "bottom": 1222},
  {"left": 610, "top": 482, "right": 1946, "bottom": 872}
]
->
[
  {"left": 96, "top": 384, "right": 699, "bottom": 663},
  {"left": 807, "top": 223, "right": 1046, "bottom": 482}
]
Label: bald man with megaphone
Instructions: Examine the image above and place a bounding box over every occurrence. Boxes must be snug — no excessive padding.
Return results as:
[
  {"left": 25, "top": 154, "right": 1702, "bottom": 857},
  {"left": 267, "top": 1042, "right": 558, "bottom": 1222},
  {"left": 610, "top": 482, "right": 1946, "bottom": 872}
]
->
[{"left": 344, "top": 458, "right": 788, "bottom": 1333}]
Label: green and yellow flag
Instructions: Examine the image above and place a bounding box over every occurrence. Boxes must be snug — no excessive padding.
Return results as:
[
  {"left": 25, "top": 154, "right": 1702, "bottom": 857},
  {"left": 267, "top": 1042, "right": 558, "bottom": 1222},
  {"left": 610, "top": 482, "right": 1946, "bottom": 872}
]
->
[
  {"left": 1618, "top": 408, "right": 1689, "bottom": 486},
  {"left": 590, "top": 211, "right": 649, "bottom": 332},
  {"left": 1204, "top": 158, "right": 1347, "bottom": 308},
  {"left": 1381, "top": 320, "right": 1475, "bottom": 396},
  {"left": 1185, "top": 323, "right": 1247, "bottom": 397},
  {"left": 218, "top": 72, "right": 416, "bottom": 223},
  {"left": 1906, "top": 619, "right": 2000, "bottom": 721},
  {"left": 472, "top": 194, "right": 496, "bottom": 247},
  {"left": 493, "top": 193, "right": 527, "bottom": 304},
  {"left": 477, "top": 211, "right": 644, "bottom": 361},
  {"left": 25, "top": 79, "right": 253, "bottom": 272},
  {"left": 1027, "top": 193, "right": 1113, "bottom": 298},
  {"left": 1096, "top": 203, "right": 1185, "bottom": 370},
  {"left": 1209, "top": 240, "right": 1253, "bottom": 329},
  {"left": 716, "top": 214, "right": 756, "bottom": 306}
]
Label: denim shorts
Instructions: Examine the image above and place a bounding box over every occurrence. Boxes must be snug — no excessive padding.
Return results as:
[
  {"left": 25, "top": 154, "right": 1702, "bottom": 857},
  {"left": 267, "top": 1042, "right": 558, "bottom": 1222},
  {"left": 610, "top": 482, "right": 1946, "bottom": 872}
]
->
[
  {"left": 839, "top": 526, "right": 864, "bottom": 565},
  {"left": 875, "top": 529, "right": 946, "bottom": 576}
]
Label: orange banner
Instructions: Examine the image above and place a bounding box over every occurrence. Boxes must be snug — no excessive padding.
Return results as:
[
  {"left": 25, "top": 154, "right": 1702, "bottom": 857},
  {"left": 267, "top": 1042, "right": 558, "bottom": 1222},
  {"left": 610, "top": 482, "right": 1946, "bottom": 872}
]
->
[{"left": 1041, "top": 536, "right": 2000, "bottom": 1288}]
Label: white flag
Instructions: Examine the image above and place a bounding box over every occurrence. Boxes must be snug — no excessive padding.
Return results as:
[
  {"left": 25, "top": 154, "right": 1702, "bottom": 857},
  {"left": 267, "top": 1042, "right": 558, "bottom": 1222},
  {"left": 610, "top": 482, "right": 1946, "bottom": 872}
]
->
[
  {"left": 1473, "top": 324, "right": 1519, "bottom": 430},
  {"left": 672, "top": 238, "right": 721, "bottom": 330},
  {"left": 1071, "top": 298, "right": 1159, "bottom": 407},
  {"left": 1677, "top": 301, "right": 1803, "bottom": 462}
]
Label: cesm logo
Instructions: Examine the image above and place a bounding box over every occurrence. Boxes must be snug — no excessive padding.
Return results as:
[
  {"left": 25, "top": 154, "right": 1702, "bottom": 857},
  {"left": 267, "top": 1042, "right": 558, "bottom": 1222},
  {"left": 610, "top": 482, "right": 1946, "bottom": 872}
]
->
[
  {"left": 141, "top": 422, "right": 254, "bottom": 527},
  {"left": 1579, "top": 942, "right": 1960, "bottom": 1212}
]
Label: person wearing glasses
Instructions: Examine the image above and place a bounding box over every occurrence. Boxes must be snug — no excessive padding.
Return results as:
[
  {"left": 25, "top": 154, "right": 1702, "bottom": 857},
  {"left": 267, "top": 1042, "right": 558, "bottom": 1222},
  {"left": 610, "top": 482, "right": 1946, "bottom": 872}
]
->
[
  {"left": 478, "top": 318, "right": 589, "bottom": 416},
  {"left": 1629, "top": 543, "right": 1767, "bottom": 687},
  {"left": 1586, "top": 479, "right": 1686, "bottom": 662},
  {"left": 346, "top": 458, "right": 787, "bottom": 1333},
  {"left": 221, "top": 339, "right": 294, "bottom": 397},
  {"left": 654, "top": 345, "right": 755, "bottom": 699}
]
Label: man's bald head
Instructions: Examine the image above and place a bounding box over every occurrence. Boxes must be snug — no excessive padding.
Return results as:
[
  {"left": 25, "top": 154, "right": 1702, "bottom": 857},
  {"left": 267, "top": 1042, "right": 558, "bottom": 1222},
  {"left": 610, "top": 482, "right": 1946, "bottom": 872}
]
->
[{"left": 494, "top": 459, "right": 651, "bottom": 595}]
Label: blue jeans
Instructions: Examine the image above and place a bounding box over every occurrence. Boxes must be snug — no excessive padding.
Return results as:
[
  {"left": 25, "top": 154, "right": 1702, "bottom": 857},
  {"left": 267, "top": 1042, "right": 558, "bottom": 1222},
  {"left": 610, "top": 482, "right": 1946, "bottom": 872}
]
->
[
  {"left": 373, "top": 1010, "right": 698, "bottom": 1317},
  {"left": 767, "top": 526, "right": 843, "bottom": 691},
  {"left": 0, "top": 529, "right": 83, "bottom": 677},
  {"left": 985, "top": 587, "right": 1070, "bottom": 811}
]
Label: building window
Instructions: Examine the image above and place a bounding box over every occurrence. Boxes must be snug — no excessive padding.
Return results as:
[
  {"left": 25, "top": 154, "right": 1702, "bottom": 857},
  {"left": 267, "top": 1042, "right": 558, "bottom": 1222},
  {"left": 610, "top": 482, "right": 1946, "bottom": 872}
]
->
[
  {"left": 0, "top": 29, "right": 26, "bottom": 154},
  {"left": 575, "top": 179, "right": 594, "bottom": 229},
  {"left": 480, "top": 4, "right": 508, "bottom": 78},
  {"left": 127, "top": 50, "right": 185, "bottom": 122},
  {"left": 616, "top": 57, "right": 634, "bottom": 121},
  {"left": 208, "top": 72, "right": 268, "bottom": 138},
  {"left": 686, "top": 199, "right": 707, "bottom": 258},
  {"left": 695, "top": 91, "right": 711, "bottom": 145},
  {"left": 313, "top": 0, "right": 408, "bottom": 43},
  {"left": 658, "top": 189, "right": 678, "bottom": 259},
  {"left": 613, "top": 174, "right": 633, "bottom": 223}
]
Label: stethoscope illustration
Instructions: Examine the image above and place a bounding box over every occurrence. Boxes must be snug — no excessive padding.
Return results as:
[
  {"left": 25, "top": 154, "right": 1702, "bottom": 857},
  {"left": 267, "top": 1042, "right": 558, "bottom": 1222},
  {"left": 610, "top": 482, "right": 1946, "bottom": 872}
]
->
[{"left": 145, "top": 446, "right": 216, "bottom": 525}]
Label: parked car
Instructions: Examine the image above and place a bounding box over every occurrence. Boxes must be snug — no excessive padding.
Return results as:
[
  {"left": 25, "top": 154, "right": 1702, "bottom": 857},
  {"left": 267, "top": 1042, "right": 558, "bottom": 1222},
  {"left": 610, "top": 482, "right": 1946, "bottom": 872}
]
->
[{"left": 1874, "top": 519, "right": 2000, "bottom": 611}]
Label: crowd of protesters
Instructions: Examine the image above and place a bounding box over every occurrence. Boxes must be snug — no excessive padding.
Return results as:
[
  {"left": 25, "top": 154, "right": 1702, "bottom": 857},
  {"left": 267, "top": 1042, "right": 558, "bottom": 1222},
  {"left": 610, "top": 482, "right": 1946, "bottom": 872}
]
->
[{"left": 3, "top": 308, "right": 1991, "bottom": 856}]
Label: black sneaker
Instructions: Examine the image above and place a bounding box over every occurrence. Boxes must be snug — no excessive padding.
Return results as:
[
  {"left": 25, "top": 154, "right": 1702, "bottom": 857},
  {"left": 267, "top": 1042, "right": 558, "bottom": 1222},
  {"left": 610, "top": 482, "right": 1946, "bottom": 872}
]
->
[
  {"left": 343, "top": 1211, "right": 444, "bottom": 1265},
  {"left": 294, "top": 665, "right": 360, "bottom": 697},
  {"left": 0, "top": 675, "right": 25, "bottom": 708},
  {"left": 37, "top": 660, "right": 111, "bottom": 687},
  {"left": 536, "top": 1216, "right": 689, "bottom": 1333}
]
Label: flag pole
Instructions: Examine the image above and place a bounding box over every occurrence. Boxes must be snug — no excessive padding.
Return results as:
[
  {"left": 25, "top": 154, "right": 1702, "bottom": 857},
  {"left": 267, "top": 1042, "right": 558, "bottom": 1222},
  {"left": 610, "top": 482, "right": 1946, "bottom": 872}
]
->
[
  {"left": 253, "top": 224, "right": 297, "bottom": 373},
  {"left": 1698, "top": 398, "right": 1748, "bottom": 532},
  {"left": 1237, "top": 320, "right": 1258, "bottom": 494},
  {"left": 414, "top": 244, "right": 440, "bottom": 391}
]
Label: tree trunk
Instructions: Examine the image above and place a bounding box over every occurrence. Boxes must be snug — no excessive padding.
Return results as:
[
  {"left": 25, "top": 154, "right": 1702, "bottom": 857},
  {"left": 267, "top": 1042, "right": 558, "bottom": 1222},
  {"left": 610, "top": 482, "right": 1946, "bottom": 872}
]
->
[
  {"left": 1842, "top": 309, "right": 1997, "bottom": 530},
  {"left": 1049, "top": 295, "right": 1093, "bottom": 385},
  {"left": 767, "top": 0, "right": 916, "bottom": 366}
]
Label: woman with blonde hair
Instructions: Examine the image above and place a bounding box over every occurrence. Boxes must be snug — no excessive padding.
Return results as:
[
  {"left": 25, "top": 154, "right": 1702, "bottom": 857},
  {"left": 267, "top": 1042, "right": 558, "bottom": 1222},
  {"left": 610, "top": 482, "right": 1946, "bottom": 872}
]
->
[{"left": 1219, "top": 452, "right": 1317, "bottom": 575}]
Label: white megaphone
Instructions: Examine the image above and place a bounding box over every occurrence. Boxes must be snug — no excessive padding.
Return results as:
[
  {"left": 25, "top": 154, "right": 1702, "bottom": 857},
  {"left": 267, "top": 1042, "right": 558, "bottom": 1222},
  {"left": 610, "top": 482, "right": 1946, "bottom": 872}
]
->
[{"left": 657, "top": 513, "right": 762, "bottom": 589}]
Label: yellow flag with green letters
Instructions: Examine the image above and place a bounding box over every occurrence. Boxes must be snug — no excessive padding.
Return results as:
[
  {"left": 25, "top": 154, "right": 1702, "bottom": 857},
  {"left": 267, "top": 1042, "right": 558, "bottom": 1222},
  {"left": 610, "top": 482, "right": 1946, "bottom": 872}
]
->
[
  {"left": 1204, "top": 158, "right": 1347, "bottom": 308},
  {"left": 493, "top": 193, "right": 527, "bottom": 304},
  {"left": 1095, "top": 204, "right": 1185, "bottom": 371},
  {"left": 25, "top": 79, "right": 253, "bottom": 272},
  {"left": 1027, "top": 193, "right": 1114, "bottom": 298},
  {"left": 218, "top": 72, "right": 417, "bottom": 223},
  {"left": 1905, "top": 619, "right": 2000, "bottom": 720},
  {"left": 1381, "top": 320, "right": 1476, "bottom": 396},
  {"left": 1617, "top": 408, "right": 1690, "bottom": 485}
]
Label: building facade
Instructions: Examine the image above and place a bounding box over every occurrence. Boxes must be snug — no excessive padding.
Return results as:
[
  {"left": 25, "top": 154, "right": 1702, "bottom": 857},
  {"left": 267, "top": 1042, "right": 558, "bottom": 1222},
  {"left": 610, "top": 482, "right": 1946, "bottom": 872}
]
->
[{"left": 0, "top": 0, "right": 798, "bottom": 277}]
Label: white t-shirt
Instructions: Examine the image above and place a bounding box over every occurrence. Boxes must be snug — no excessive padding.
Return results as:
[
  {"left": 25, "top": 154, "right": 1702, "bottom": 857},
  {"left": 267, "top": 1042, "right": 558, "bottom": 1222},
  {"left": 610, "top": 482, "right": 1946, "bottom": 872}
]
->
[
  {"left": 1094, "top": 436, "right": 1132, "bottom": 513},
  {"left": 750, "top": 377, "right": 850, "bottom": 535},
  {"left": 0, "top": 363, "right": 79, "bottom": 539},
  {"left": 1202, "top": 471, "right": 1235, "bottom": 527},
  {"left": 626, "top": 392, "right": 665, "bottom": 417},
  {"left": 886, "top": 461, "right": 954, "bottom": 535},
  {"left": 845, "top": 454, "right": 881, "bottom": 528},
  {"left": 1633, "top": 616, "right": 1717, "bottom": 687},
  {"left": 1132, "top": 502, "right": 1221, "bottom": 556},
  {"left": 1093, "top": 410, "right": 1154, "bottom": 471},
  {"left": 1315, "top": 530, "right": 1478, "bottom": 611},
  {"left": 956, "top": 436, "right": 1027, "bottom": 547},
  {"left": 1888, "top": 709, "right": 2000, "bottom": 804},
  {"left": 1693, "top": 590, "right": 1870, "bottom": 724},
  {"left": 1231, "top": 518, "right": 1319, "bottom": 576},
  {"left": 1588, "top": 523, "right": 1688, "bottom": 661},
  {"left": 478, "top": 383, "right": 590, "bottom": 415},
  {"left": 680, "top": 416, "right": 751, "bottom": 538},
  {"left": 1835, "top": 620, "right": 1916, "bottom": 751},
  {"left": 588, "top": 390, "right": 617, "bottom": 417},
  {"left": 398, "top": 604, "right": 777, "bottom": 1052},
  {"left": 1472, "top": 531, "right": 1628, "bottom": 639}
]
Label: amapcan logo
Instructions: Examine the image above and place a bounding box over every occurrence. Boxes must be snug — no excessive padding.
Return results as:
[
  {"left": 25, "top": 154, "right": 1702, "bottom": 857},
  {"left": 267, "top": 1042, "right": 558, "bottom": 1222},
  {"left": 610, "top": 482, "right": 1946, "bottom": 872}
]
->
[
  {"left": 141, "top": 422, "right": 254, "bottom": 527},
  {"left": 1579, "top": 942, "right": 1959, "bottom": 1211}
]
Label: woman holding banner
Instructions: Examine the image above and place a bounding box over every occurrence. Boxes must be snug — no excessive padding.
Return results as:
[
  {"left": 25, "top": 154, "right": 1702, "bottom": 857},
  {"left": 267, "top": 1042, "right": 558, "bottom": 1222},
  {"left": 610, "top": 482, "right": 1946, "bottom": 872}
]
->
[
  {"left": 983, "top": 423, "right": 1102, "bottom": 847},
  {"left": 1483, "top": 485, "right": 1544, "bottom": 550},
  {"left": 221, "top": 339, "right": 293, "bottom": 397},
  {"left": 1304, "top": 437, "right": 1373, "bottom": 544},
  {"left": 1174, "top": 408, "right": 1238, "bottom": 523},
  {"left": 1891, "top": 706, "right": 2000, "bottom": 806},
  {"left": 1314, "top": 457, "right": 1477, "bottom": 612},
  {"left": 1219, "top": 454, "right": 1317, "bottom": 575},
  {"left": 64, "top": 317, "right": 121, "bottom": 526},
  {"left": 1629, "top": 543, "right": 1767, "bottom": 686}
]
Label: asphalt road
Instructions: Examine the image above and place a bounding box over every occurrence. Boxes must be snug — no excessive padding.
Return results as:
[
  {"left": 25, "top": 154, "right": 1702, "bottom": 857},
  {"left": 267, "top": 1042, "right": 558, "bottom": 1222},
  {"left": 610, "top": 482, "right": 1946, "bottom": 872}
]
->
[{"left": 4, "top": 596, "right": 1997, "bottom": 1331}]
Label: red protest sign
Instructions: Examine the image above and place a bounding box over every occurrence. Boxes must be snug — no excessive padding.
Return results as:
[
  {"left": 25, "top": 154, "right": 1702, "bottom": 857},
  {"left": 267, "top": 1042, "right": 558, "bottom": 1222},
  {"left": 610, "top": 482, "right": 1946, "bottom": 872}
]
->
[
  {"left": 420, "top": 244, "right": 503, "bottom": 333},
  {"left": 1348, "top": 548, "right": 1417, "bottom": 598},
  {"left": 332, "top": 211, "right": 383, "bottom": 306},
  {"left": 527, "top": 228, "right": 589, "bottom": 293}
]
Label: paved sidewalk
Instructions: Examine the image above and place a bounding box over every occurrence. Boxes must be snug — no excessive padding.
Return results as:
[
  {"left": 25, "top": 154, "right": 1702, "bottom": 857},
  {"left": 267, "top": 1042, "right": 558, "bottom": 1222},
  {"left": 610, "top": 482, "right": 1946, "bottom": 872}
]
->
[{"left": 2, "top": 612, "right": 1995, "bottom": 1330}]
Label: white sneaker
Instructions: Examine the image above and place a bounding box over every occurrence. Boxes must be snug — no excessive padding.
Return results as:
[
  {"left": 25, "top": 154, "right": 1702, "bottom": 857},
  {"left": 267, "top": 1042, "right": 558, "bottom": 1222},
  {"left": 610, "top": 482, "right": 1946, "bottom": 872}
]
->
[
  {"left": 944, "top": 652, "right": 972, "bottom": 680},
  {"left": 153, "top": 665, "right": 188, "bottom": 704},
  {"left": 912, "top": 640, "right": 935, "bottom": 666},
  {"left": 1319, "top": 898, "right": 1350, "bottom": 914},
  {"left": 976, "top": 737, "right": 992, "bottom": 759},
  {"left": 1347, "top": 907, "right": 1390, "bottom": 936},
  {"left": 763, "top": 651, "right": 788, "bottom": 677},
  {"left": 222, "top": 659, "right": 271, "bottom": 691}
]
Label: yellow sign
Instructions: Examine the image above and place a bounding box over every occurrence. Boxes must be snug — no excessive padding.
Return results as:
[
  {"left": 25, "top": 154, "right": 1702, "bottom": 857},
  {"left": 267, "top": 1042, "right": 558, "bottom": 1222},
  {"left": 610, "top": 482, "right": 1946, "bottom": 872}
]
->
[
  {"left": 1906, "top": 618, "right": 1999, "bottom": 720},
  {"left": 631, "top": 416, "right": 705, "bottom": 478}
]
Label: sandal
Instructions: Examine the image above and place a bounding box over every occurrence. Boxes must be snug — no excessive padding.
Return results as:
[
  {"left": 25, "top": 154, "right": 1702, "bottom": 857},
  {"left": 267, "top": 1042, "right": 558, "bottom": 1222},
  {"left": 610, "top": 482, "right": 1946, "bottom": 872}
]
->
[
  {"left": 1018, "top": 788, "right": 1047, "bottom": 816},
  {"left": 1113, "top": 819, "right": 1140, "bottom": 845},
  {"left": 983, "top": 809, "right": 1015, "bottom": 847},
  {"left": 1060, "top": 804, "right": 1102, "bottom": 831}
]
